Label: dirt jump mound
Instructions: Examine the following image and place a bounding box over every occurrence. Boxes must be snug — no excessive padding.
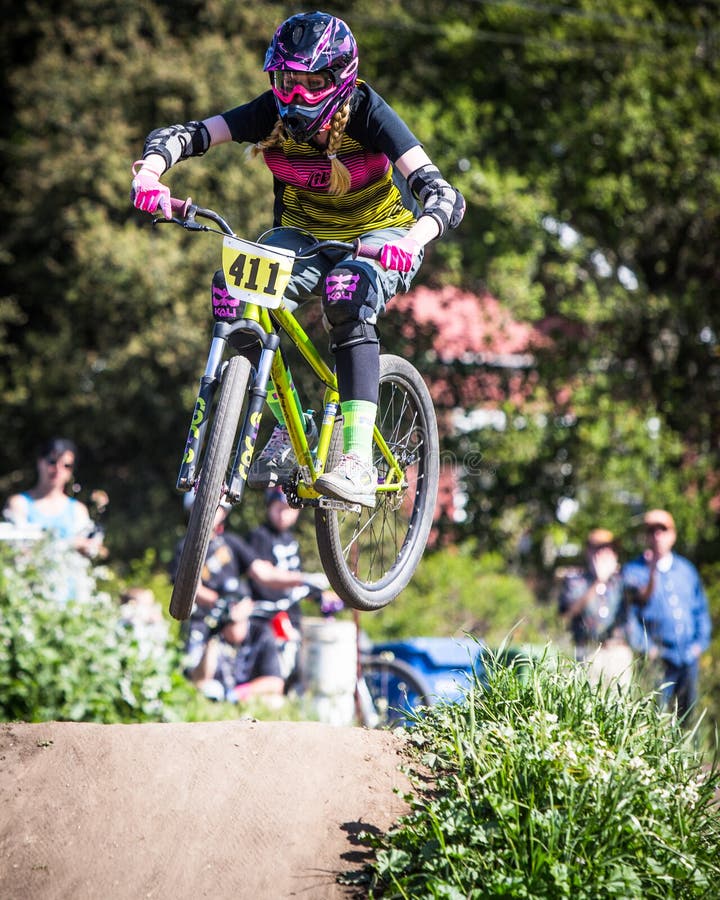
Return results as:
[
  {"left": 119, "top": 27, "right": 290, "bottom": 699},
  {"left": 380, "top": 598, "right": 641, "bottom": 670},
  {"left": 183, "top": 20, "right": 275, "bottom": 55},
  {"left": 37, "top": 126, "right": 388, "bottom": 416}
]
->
[{"left": 0, "top": 720, "right": 411, "bottom": 899}]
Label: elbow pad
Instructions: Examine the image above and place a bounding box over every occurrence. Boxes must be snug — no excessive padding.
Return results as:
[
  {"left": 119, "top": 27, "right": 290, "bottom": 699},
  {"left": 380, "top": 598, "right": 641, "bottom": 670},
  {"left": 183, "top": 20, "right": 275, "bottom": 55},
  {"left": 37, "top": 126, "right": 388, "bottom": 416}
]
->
[
  {"left": 407, "top": 164, "right": 465, "bottom": 237},
  {"left": 142, "top": 120, "right": 211, "bottom": 171}
]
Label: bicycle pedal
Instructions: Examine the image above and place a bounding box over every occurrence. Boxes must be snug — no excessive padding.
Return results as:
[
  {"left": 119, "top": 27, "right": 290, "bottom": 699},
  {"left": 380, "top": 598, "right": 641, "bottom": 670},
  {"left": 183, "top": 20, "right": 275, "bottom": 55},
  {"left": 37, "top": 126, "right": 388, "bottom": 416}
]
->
[{"left": 317, "top": 497, "right": 362, "bottom": 513}]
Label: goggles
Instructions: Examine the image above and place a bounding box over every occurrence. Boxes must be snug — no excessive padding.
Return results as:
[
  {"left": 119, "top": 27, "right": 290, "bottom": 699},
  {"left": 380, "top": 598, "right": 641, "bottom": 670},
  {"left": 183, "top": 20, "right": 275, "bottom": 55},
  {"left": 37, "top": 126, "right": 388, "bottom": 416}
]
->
[{"left": 271, "top": 69, "right": 335, "bottom": 106}]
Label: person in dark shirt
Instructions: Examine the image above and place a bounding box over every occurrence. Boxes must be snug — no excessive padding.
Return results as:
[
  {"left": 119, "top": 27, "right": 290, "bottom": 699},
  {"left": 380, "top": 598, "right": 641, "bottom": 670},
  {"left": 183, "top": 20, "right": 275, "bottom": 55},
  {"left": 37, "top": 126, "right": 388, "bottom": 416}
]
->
[
  {"left": 558, "top": 528, "right": 632, "bottom": 688},
  {"left": 170, "top": 499, "right": 256, "bottom": 674},
  {"left": 189, "top": 596, "right": 284, "bottom": 704},
  {"left": 171, "top": 490, "right": 339, "bottom": 684},
  {"left": 246, "top": 486, "right": 343, "bottom": 690}
]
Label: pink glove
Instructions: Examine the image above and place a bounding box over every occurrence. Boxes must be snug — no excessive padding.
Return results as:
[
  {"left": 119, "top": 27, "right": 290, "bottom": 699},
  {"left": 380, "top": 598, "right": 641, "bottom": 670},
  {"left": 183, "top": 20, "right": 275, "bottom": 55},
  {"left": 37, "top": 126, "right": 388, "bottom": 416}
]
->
[
  {"left": 379, "top": 236, "right": 420, "bottom": 273},
  {"left": 131, "top": 160, "right": 171, "bottom": 218}
]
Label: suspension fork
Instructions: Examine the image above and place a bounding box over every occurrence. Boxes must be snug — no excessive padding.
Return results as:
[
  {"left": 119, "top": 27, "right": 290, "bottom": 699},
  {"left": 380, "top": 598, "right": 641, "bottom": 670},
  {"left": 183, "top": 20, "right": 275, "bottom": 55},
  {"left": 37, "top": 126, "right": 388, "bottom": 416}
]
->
[
  {"left": 176, "top": 318, "right": 279, "bottom": 493},
  {"left": 226, "top": 340, "right": 280, "bottom": 501},
  {"left": 176, "top": 330, "right": 228, "bottom": 490}
]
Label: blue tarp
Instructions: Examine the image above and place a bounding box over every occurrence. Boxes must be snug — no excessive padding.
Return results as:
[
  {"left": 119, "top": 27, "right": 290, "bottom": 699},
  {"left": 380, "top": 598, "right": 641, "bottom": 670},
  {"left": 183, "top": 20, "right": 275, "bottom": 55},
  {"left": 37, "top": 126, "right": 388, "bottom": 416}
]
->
[{"left": 371, "top": 637, "right": 487, "bottom": 704}]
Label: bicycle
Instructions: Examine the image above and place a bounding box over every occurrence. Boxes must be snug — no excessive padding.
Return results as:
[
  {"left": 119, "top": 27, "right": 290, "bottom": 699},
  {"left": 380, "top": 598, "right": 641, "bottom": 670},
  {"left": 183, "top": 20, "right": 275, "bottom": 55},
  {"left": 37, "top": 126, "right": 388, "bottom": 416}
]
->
[
  {"left": 355, "top": 645, "right": 434, "bottom": 728},
  {"left": 158, "top": 198, "right": 439, "bottom": 619}
]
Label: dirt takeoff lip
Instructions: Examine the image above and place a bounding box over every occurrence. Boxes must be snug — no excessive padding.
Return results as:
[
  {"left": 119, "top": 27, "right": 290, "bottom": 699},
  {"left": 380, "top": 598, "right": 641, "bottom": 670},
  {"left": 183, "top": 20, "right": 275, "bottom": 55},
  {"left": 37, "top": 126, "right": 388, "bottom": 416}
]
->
[{"left": 0, "top": 719, "right": 411, "bottom": 900}]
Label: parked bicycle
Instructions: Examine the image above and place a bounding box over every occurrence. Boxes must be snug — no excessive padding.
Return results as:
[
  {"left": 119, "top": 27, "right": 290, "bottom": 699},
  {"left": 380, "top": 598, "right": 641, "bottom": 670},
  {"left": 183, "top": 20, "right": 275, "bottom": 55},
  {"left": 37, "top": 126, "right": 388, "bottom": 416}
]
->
[
  {"left": 160, "top": 199, "right": 439, "bottom": 619},
  {"left": 355, "top": 643, "right": 433, "bottom": 728}
]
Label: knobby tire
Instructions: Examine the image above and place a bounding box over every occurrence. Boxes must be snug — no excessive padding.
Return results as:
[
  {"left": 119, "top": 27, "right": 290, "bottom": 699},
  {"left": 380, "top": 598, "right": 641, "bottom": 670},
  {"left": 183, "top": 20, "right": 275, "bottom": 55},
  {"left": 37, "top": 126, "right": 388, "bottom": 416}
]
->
[
  {"left": 169, "top": 355, "right": 252, "bottom": 620},
  {"left": 315, "top": 354, "right": 439, "bottom": 611}
]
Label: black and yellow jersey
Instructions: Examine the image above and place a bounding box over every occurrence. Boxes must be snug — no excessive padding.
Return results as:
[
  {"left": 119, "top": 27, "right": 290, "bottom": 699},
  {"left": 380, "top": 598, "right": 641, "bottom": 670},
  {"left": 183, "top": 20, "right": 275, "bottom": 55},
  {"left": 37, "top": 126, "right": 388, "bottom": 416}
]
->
[{"left": 221, "top": 82, "right": 420, "bottom": 241}]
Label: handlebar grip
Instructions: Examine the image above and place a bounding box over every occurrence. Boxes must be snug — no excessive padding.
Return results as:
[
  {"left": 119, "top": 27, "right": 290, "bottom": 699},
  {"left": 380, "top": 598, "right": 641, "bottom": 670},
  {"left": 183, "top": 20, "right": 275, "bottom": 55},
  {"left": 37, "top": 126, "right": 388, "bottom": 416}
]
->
[
  {"left": 353, "top": 240, "right": 381, "bottom": 261},
  {"left": 170, "top": 196, "right": 193, "bottom": 218}
]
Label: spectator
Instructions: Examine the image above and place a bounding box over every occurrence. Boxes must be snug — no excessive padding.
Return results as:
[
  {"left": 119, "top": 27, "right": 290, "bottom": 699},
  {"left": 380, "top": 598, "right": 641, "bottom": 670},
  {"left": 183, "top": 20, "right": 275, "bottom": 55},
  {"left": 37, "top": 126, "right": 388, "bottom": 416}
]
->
[
  {"left": 171, "top": 490, "right": 340, "bottom": 683},
  {"left": 559, "top": 528, "right": 632, "bottom": 688},
  {"left": 190, "top": 596, "right": 284, "bottom": 705},
  {"left": 245, "top": 487, "right": 343, "bottom": 690},
  {"left": 3, "top": 437, "right": 105, "bottom": 559},
  {"left": 623, "top": 509, "right": 712, "bottom": 720},
  {"left": 170, "top": 498, "right": 256, "bottom": 674}
]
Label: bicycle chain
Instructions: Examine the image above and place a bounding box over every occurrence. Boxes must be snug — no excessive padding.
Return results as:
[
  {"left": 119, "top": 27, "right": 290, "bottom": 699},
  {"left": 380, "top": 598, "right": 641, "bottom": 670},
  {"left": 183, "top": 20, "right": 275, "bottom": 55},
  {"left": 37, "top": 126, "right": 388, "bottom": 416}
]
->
[
  {"left": 282, "top": 477, "right": 362, "bottom": 513},
  {"left": 282, "top": 478, "right": 304, "bottom": 509}
]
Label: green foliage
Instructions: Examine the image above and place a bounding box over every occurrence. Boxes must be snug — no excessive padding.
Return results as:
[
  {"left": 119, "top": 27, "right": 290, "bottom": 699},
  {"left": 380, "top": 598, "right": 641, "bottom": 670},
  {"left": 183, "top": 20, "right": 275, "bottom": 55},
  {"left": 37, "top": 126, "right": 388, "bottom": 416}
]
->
[
  {"left": 0, "top": 538, "right": 330, "bottom": 725},
  {"left": 0, "top": 540, "right": 191, "bottom": 723},
  {"left": 0, "top": 0, "right": 288, "bottom": 562},
  {"left": 354, "top": 654, "right": 720, "bottom": 898},
  {"left": 361, "top": 545, "right": 555, "bottom": 646},
  {"left": 1, "top": 1, "right": 719, "bottom": 592}
]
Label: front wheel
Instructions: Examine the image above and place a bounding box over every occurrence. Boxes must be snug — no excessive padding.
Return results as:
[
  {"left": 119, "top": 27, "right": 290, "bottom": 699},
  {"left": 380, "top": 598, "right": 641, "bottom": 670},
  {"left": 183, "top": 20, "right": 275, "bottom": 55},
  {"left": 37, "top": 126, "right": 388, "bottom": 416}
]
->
[
  {"left": 170, "top": 355, "right": 252, "bottom": 621},
  {"left": 315, "top": 354, "right": 439, "bottom": 611}
]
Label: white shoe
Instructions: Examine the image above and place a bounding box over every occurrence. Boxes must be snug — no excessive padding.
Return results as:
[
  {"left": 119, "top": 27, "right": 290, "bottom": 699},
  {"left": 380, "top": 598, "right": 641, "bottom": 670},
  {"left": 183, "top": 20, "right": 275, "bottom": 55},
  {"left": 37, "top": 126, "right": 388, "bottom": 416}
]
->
[{"left": 314, "top": 453, "right": 378, "bottom": 508}]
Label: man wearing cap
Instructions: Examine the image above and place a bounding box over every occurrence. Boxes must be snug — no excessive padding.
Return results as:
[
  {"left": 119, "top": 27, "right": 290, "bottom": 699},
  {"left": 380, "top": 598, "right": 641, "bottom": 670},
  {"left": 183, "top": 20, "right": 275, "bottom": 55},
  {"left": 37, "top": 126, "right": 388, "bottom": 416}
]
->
[
  {"left": 623, "top": 509, "right": 712, "bottom": 720},
  {"left": 559, "top": 528, "right": 632, "bottom": 686}
]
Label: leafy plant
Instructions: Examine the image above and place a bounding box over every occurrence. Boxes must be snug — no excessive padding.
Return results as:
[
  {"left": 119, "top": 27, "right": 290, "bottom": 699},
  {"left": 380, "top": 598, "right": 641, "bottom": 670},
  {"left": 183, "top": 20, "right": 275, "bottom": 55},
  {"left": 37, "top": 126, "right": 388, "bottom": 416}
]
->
[
  {"left": 354, "top": 651, "right": 720, "bottom": 898},
  {"left": 0, "top": 539, "right": 328, "bottom": 725},
  {"left": 360, "top": 545, "right": 556, "bottom": 647},
  {"left": 0, "top": 540, "right": 191, "bottom": 723}
]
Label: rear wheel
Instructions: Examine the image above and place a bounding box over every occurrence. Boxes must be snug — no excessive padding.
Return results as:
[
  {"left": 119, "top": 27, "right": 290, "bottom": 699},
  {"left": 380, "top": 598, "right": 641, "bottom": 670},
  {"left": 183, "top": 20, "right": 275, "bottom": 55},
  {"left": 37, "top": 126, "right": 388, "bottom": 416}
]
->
[
  {"left": 315, "top": 354, "right": 439, "bottom": 611},
  {"left": 170, "top": 355, "right": 252, "bottom": 620}
]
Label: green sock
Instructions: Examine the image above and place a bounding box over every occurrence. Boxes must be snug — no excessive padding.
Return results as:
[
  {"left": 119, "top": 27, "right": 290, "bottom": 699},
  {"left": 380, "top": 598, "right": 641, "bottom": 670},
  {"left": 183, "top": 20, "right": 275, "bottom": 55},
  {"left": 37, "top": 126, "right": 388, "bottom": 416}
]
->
[
  {"left": 341, "top": 400, "right": 377, "bottom": 463},
  {"left": 267, "top": 370, "right": 305, "bottom": 428},
  {"left": 266, "top": 389, "right": 285, "bottom": 425}
]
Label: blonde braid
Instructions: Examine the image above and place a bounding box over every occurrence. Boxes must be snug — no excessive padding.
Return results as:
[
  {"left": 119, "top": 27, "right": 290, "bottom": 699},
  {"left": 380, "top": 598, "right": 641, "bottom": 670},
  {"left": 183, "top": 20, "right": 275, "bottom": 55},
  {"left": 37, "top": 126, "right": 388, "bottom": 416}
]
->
[
  {"left": 247, "top": 118, "right": 287, "bottom": 159},
  {"left": 247, "top": 107, "right": 351, "bottom": 196},
  {"left": 325, "top": 103, "right": 351, "bottom": 196}
]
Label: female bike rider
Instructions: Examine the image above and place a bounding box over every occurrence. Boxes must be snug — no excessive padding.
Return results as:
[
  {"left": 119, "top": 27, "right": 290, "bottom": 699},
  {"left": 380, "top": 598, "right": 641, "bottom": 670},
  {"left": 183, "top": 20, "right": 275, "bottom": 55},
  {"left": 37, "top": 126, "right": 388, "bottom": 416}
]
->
[{"left": 131, "top": 11, "right": 464, "bottom": 507}]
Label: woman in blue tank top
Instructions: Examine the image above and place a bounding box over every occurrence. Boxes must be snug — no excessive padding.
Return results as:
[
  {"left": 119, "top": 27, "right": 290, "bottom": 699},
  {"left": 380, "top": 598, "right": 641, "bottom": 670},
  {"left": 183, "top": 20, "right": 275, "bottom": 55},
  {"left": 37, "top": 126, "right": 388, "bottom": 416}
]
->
[{"left": 3, "top": 437, "right": 100, "bottom": 555}]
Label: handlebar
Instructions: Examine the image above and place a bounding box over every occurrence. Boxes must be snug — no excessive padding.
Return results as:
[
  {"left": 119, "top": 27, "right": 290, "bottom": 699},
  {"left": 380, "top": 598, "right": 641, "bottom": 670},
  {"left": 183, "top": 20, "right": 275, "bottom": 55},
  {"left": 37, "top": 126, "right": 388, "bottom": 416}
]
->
[{"left": 157, "top": 196, "right": 381, "bottom": 261}]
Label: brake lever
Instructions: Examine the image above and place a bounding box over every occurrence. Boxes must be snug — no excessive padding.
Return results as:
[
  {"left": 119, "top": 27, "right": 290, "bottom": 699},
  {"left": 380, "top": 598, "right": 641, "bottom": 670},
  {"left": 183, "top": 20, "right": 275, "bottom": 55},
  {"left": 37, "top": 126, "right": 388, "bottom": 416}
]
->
[
  {"left": 182, "top": 220, "right": 211, "bottom": 231},
  {"left": 152, "top": 216, "right": 184, "bottom": 228},
  {"left": 151, "top": 215, "right": 210, "bottom": 232}
]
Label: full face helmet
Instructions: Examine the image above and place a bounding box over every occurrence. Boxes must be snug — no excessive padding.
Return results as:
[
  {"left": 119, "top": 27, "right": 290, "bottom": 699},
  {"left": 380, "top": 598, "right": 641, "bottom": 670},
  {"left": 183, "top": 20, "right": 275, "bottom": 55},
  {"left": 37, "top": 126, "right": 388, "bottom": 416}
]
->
[{"left": 264, "top": 11, "right": 359, "bottom": 142}]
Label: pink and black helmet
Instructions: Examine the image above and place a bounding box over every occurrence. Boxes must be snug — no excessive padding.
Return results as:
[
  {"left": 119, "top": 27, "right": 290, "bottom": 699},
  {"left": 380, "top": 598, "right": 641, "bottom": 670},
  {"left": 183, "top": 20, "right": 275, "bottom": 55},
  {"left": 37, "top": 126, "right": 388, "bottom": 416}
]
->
[{"left": 264, "top": 12, "right": 359, "bottom": 142}]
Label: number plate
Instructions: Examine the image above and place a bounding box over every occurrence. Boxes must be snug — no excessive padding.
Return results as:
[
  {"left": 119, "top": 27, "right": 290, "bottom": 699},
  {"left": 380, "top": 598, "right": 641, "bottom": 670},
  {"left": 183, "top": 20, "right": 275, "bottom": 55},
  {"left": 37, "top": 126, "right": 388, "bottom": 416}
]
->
[{"left": 221, "top": 237, "right": 295, "bottom": 309}]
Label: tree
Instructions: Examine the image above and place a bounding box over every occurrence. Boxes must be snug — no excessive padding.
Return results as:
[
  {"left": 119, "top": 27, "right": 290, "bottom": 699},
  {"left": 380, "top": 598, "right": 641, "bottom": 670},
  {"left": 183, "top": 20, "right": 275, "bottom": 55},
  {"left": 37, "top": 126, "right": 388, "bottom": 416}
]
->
[
  {"left": 1, "top": 0, "right": 289, "bottom": 559},
  {"left": 342, "top": 0, "right": 720, "bottom": 566}
]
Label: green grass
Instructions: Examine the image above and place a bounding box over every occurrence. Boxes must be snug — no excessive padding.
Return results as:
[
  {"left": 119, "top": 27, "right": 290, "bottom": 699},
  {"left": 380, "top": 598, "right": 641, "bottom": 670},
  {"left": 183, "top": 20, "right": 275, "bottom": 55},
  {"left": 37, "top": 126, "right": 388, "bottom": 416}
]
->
[{"left": 350, "top": 649, "right": 720, "bottom": 899}]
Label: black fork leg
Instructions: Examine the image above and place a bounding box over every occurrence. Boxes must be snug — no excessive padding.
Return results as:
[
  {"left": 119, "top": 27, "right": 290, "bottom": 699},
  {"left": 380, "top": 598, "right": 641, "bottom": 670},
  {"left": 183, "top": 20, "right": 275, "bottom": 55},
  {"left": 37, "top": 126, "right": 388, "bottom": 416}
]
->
[
  {"left": 176, "top": 335, "right": 227, "bottom": 490},
  {"left": 227, "top": 338, "right": 280, "bottom": 501}
]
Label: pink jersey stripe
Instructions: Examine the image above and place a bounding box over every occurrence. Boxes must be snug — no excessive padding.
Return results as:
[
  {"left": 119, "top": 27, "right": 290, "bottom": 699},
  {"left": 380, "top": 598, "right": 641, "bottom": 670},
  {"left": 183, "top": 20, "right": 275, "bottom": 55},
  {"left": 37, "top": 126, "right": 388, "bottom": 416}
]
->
[{"left": 263, "top": 146, "right": 390, "bottom": 193}]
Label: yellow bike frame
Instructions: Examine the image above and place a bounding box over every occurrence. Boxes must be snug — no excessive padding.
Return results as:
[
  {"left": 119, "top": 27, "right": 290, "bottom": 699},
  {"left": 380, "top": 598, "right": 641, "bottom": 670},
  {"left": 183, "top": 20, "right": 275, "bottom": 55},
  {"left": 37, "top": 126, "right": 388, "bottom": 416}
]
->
[
  {"left": 177, "top": 228, "right": 404, "bottom": 507},
  {"left": 258, "top": 303, "right": 404, "bottom": 500}
]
